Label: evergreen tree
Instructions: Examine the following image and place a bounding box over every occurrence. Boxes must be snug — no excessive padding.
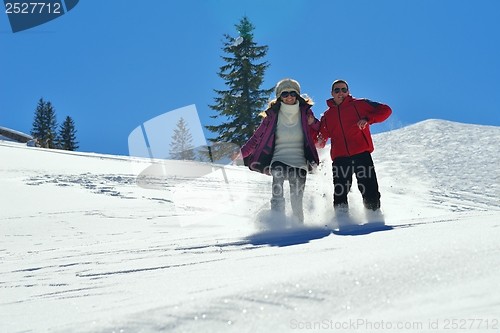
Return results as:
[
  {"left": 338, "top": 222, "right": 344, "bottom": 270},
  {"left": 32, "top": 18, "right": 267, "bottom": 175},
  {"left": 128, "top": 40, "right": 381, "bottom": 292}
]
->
[
  {"left": 169, "top": 117, "right": 196, "bottom": 160},
  {"left": 31, "top": 98, "right": 47, "bottom": 146},
  {"left": 31, "top": 98, "right": 58, "bottom": 148},
  {"left": 44, "top": 101, "right": 58, "bottom": 148},
  {"left": 58, "top": 116, "right": 79, "bottom": 151},
  {"left": 205, "top": 16, "right": 273, "bottom": 155}
]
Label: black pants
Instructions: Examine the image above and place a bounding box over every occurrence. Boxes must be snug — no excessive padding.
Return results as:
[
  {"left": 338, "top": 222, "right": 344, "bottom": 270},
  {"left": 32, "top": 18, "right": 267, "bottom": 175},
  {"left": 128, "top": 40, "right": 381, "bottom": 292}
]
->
[
  {"left": 270, "top": 162, "right": 307, "bottom": 223},
  {"left": 332, "top": 151, "right": 381, "bottom": 210}
]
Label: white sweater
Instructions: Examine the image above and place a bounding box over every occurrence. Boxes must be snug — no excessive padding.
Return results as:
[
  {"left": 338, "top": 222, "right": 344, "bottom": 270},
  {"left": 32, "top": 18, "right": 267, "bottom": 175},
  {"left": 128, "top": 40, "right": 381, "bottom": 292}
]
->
[{"left": 271, "top": 102, "right": 307, "bottom": 170}]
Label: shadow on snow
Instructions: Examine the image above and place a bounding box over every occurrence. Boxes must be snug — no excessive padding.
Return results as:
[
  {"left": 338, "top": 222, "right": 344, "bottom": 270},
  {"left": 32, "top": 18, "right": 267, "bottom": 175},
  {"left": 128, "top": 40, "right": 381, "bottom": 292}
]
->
[
  {"left": 332, "top": 222, "right": 393, "bottom": 236},
  {"left": 245, "top": 226, "right": 333, "bottom": 247},
  {"left": 245, "top": 223, "right": 393, "bottom": 247}
]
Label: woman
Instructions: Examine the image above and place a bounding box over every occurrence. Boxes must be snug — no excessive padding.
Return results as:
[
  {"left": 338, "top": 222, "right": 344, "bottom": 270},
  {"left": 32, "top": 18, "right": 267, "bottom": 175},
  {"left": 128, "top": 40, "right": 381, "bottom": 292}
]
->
[{"left": 239, "top": 78, "right": 320, "bottom": 223}]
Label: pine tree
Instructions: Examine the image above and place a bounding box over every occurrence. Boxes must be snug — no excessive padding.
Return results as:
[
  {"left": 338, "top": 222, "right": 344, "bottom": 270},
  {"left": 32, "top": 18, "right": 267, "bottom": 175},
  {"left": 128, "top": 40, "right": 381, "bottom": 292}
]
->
[
  {"left": 58, "top": 116, "right": 79, "bottom": 151},
  {"left": 44, "top": 101, "right": 58, "bottom": 148},
  {"left": 169, "top": 117, "right": 196, "bottom": 160},
  {"left": 205, "top": 16, "right": 273, "bottom": 155},
  {"left": 31, "top": 98, "right": 58, "bottom": 148},
  {"left": 31, "top": 98, "right": 47, "bottom": 146}
]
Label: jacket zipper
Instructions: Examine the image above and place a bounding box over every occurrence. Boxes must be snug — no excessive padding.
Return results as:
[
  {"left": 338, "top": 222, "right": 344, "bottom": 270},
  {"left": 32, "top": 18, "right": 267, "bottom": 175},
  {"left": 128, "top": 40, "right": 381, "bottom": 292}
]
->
[
  {"left": 337, "top": 105, "right": 350, "bottom": 155},
  {"left": 301, "top": 105, "right": 317, "bottom": 166}
]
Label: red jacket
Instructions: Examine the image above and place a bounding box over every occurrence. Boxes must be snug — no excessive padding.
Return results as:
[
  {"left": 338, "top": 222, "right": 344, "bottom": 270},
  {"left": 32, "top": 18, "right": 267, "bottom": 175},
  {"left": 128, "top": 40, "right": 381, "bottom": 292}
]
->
[{"left": 315, "top": 95, "right": 392, "bottom": 161}]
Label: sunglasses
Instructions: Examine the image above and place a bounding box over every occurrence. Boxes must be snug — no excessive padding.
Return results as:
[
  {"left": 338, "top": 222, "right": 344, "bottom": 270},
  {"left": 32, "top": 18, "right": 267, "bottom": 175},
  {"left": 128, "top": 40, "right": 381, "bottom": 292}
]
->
[
  {"left": 280, "top": 91, "right": 298, "bottom": 98},
  {"left": 333, "top": 87, "right": 348, "bottom": 94}
]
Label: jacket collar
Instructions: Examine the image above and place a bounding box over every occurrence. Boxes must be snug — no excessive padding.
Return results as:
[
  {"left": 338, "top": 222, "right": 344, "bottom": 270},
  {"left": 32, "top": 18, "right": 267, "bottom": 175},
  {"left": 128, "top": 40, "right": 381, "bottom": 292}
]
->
[{"left": 326, "top": 95, "right": 353, "bottom": 108}]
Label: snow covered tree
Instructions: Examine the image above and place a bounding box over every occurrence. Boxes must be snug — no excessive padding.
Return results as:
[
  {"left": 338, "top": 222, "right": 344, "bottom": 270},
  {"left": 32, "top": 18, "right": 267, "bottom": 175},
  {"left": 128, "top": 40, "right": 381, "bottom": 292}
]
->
[
  {"left": 205, "top": 16, "right": 273, "bottom": 154},
  {"left": 31, "top": 98, "right": 58, "bottom": 148},
  {"left": 58, "top": 116, "right": 79, "bottom": 151},
  {"left": 169, "top": 117, "right": 196, "bottom": 160}
]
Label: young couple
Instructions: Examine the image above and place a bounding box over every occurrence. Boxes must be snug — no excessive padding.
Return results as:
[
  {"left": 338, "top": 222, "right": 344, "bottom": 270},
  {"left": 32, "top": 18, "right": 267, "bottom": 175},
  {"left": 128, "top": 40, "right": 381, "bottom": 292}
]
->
[{"left": 238, "top": 78, "right": 392, "bottom": 223}]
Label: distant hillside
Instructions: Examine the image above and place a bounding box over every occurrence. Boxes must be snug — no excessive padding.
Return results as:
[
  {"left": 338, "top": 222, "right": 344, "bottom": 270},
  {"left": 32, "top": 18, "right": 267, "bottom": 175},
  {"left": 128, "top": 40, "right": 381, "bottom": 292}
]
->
[{"left": 372, "top": 119, "right": 500, "bottom": 210}]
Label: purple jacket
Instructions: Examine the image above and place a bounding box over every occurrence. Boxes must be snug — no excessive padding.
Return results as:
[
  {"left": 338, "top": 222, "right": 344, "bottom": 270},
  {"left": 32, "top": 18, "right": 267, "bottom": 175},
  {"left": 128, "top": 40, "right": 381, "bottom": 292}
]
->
[{"left": 241, "top": 103, "right": 320, "bottom": 175}]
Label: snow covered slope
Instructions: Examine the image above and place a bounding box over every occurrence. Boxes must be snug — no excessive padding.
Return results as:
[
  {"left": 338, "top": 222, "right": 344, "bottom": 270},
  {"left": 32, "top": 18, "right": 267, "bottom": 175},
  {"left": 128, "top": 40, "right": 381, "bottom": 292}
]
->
[{"left": 1, "top": 119, "right": 499, "bottom": 333}]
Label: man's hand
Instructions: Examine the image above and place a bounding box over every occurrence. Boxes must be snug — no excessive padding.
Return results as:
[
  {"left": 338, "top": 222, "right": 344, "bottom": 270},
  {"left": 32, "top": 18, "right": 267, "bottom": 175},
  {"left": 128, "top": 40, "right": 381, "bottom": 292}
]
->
[{"left": 357, "top": 118, "right": 369, "bottom": 130}]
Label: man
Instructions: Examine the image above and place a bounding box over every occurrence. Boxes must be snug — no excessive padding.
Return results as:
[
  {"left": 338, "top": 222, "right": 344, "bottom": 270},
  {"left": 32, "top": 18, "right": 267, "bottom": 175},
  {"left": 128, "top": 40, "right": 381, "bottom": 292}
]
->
[{"left": 315, "top": 79, "right": 392, "bottom": 213}]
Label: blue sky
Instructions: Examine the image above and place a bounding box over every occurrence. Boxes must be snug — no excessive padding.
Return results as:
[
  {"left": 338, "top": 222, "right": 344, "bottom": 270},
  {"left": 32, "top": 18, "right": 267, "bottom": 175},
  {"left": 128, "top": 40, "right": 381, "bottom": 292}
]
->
[{"left": 1, "top": 0, "right": 500, "bottom": 156}]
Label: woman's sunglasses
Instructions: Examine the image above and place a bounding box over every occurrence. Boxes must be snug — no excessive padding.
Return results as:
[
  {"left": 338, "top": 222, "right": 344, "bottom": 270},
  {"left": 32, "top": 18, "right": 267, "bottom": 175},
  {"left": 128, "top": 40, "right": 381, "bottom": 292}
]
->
[
  {"left": 280, "top": 91, "right": 298, "bottom": 98},
  {"left": 333, "top": 87, "right": 348, "bottom": 94}
]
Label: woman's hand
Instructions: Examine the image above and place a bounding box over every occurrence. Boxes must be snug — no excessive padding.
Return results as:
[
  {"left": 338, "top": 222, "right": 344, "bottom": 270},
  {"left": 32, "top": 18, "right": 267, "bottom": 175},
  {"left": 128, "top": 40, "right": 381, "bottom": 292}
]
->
[
  {"left": 231, "top": 151, "right": 242, "bottom": 162},
  {"left": 307, "top": 114, "right": 315, "bottom": 126}
]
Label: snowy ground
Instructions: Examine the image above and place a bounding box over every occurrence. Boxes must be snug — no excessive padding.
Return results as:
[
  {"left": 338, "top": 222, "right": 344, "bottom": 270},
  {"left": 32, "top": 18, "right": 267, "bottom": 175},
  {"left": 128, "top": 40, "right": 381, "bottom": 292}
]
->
[{"left": 1, "top": 119, "right": 500, "bottom": 333}]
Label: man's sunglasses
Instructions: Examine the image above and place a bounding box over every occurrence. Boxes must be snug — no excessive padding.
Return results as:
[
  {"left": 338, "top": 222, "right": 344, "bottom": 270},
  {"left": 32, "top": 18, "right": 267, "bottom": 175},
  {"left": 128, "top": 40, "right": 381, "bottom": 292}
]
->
[
  {"left": 280, "top": 91, "right": 298, "bottom": 98},
  {"left": 333, "top": 87, "right": 348, "bottom": 94}
]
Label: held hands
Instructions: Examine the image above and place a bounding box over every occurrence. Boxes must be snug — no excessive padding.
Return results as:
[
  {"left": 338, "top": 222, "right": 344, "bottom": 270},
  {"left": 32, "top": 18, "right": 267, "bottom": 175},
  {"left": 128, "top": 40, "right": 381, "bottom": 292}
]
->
[{"left": 315, "top": 133, "right": 327, "bottom": 148}]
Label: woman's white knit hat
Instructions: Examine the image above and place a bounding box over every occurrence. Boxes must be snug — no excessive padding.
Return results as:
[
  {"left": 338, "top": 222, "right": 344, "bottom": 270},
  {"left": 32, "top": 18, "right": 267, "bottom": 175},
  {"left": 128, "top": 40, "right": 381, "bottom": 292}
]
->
[{"left": 276, "top": 78, "right": 301, "bottom": 97}]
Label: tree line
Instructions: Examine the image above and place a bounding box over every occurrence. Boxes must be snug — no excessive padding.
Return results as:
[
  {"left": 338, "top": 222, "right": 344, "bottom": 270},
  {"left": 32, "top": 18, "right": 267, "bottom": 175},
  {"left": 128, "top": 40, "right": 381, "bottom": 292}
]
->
[
  {"left": 31, "top": 98, "right": 78, "bottom": 151},
  {"left": 29, "top": 16, "right": 269, "bottom": 157}
]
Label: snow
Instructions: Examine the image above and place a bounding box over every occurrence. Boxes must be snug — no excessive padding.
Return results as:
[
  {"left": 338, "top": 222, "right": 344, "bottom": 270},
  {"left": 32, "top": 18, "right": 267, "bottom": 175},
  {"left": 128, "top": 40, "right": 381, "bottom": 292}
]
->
[
  {"left": 0, "top": 126, "right": 33, "bottom": 143},
  {"left": 1, "top": 119, "right": 500, "bottom": 332}
]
